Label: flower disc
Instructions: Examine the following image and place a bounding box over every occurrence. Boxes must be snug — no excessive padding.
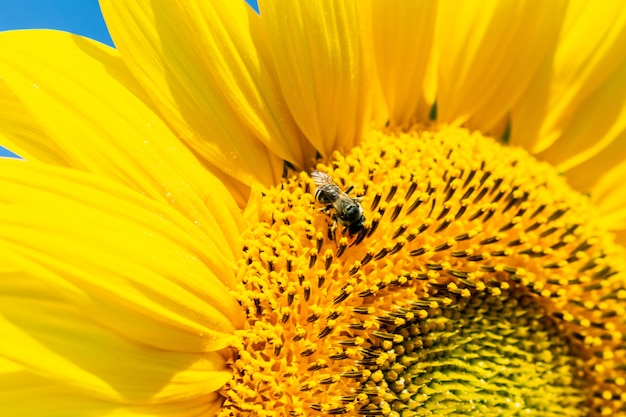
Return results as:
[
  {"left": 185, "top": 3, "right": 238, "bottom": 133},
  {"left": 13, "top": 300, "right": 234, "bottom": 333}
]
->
[{"left": 221, "top": 126, "right": 626, "bottom": 416}]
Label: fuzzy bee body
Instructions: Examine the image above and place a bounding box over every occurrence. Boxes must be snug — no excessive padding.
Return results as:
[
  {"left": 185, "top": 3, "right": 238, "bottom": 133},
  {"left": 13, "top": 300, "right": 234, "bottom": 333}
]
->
[{"left": 311, "top": 171, "right": 365, "bottom": 235}]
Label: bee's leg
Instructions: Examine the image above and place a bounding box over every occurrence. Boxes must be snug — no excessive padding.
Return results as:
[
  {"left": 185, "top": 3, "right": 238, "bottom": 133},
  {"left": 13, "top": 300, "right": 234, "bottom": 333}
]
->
[
  {"left": 328, "top": 215, "right": 338, "bottom": 242},
  {"left": 319, "top": 204, "right": 333, "bottom": 215},
  {"left": 345, "top": 185, "right": 364, "bottom": 202},
  {"left": 317, "top": 204, "right": 338, "bottom": 241}
]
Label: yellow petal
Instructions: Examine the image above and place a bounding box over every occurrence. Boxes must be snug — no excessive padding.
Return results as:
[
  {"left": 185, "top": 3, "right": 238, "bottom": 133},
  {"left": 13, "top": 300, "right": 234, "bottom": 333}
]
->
[
  {"left": 435, "top": 0, "right": 566, "bottom": 132},
  {"left": 0, "top": 81, "right": 63, "bottom": 165},
  {"left": 0, "top": 359, "right": 224, "bottom": 416},
  {"left": 537, "top": 58, "right": 626, "bottom": 171},
  {"left": 512, "top": 0, "right": 626, "bottom": 157},
  {"left": 0, "top": 30, "right": 244, "bottom": 255},
  {"left": 100, "top": 0, "right": 291, "bottom": 188},
  {"left": 563, "top": 129, "right": 626, "bottom": 193},
  {"left": 368, "top": 0, "right": 437, "bottom": 126},
  {"left": 252, "top": 0, "right": 372, "bottom": 156},
  {"left": 0, "top": 160, "right": 243, "bottom": 352},
  {"left": 589, "top": 159, "right": 626, "bottom": 245},
  {"left": 0, "top": 300, "right": 229, "bottom": 405},
  {"left": 1, "top": 368, "right": 223, "bottom": 417}
]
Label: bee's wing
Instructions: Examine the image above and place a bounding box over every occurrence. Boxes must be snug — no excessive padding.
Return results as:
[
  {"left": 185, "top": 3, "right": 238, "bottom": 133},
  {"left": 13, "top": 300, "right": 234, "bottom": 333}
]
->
[{"left": 311, "top": 170, "right": 335, "bottom": 186}]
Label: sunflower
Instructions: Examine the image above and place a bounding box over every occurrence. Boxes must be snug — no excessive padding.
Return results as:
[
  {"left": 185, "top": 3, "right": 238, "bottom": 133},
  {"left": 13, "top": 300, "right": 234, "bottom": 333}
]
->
[{"left": 1, "top": 0, "right": 626, "bottom": 416}]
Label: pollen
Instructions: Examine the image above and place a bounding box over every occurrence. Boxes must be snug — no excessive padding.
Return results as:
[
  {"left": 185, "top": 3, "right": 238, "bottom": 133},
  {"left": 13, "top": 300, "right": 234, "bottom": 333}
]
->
[{"left": 219, "top": 127, "right": 626, "bottom": 417}]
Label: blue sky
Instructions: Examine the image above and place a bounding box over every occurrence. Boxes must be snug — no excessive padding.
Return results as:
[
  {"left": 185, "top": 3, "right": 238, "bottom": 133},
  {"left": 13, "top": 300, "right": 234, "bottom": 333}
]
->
[
  {"left": 0, "top": 0, "right": 260, "bottom": 47},
  {"left": 0, "top": 0, "right": 258, "bottom": 157},
  {"left": 0, "top": 0, "right": 113, "bottom": 46}
]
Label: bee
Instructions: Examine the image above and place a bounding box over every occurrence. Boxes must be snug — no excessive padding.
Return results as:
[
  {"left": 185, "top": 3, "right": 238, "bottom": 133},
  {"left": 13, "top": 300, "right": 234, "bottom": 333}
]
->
[{"left": 311, "top": 170, "right": 365, "bottom": 236}]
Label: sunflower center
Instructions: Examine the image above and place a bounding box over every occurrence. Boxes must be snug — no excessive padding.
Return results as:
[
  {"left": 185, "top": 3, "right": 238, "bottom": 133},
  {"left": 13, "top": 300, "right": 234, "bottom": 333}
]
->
[
  {"left": 219, "top": 126, "right": 626, "bottom": 417},
  {"left": 360, "top": 286, "right": 585, "bottom": 416}
]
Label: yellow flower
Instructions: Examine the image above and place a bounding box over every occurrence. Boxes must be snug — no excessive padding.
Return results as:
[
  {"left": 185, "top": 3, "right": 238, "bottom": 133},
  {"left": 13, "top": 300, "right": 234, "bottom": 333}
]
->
[{"left": 1, "top": 1, "right": 626, "bottom": 416}]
